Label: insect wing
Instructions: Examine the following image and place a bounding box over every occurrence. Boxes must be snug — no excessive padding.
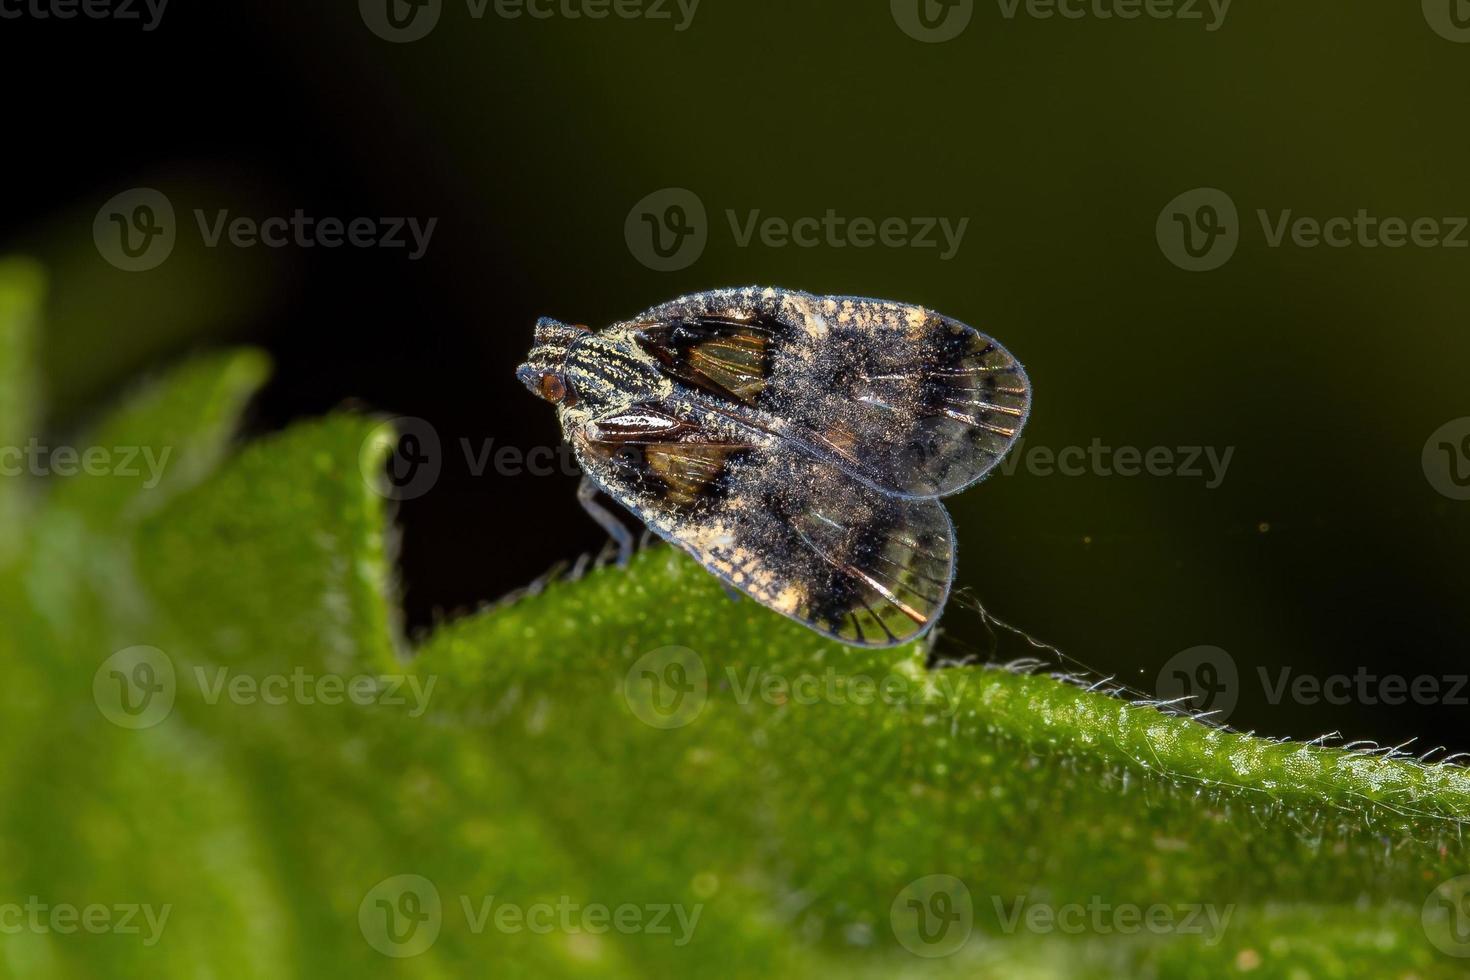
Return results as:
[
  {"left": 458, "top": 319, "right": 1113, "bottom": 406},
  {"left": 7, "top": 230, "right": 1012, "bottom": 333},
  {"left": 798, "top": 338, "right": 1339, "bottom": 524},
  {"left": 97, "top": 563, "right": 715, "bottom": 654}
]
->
[
  {"left": 630, "top": 287, "right": 1030, "bottom": 499},
  {"left": 572, "top": 408, "right": 953, "bottom": 647}
]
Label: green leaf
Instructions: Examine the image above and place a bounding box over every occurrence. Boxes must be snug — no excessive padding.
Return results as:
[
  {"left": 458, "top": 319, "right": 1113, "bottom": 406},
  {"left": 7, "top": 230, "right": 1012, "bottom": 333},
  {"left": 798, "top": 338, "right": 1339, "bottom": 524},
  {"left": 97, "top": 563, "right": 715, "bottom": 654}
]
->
[
  {"left": 0, "top": 342, "right": 287, "bottom": 979},
  {"left": 136, "top": 413, "right": 401, "bottom": 681},
  {"left": 4, "top": 289, "right": 1468, "bottom": 976},
  {"left": 20, "top": 349, "right": 274, "bottom": 669},
  {"left": 48, "top": 348, "right": 270, "bottom": 528},
  {"left": 405, "top": 547, "right": 1470, "bottom": 977},
  {"left": 0, "top": 257, "right": 43, "bottom": 562}
]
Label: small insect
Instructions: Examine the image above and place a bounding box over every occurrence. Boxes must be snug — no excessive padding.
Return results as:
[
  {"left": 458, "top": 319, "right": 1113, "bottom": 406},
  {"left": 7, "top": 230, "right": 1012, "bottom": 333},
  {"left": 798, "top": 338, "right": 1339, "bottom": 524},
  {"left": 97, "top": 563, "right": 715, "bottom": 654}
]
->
[{"left": 516, "top": 287, "right": 1030, "bottom": 647}]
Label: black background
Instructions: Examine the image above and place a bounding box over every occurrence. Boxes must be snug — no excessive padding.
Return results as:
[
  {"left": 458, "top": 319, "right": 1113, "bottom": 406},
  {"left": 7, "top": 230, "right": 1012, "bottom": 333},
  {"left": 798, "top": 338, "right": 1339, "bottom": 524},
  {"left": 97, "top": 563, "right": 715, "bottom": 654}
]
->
[{"left": 4, "top": 0, "right": 1468, "bottom": 753}]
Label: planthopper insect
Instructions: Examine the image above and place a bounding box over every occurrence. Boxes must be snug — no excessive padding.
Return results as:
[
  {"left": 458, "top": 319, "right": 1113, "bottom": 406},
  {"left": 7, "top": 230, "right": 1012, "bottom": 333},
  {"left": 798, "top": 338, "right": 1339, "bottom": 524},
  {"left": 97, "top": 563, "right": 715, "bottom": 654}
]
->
[{"left": 516, "top": 287, "right": 1030, "bottom": 648}]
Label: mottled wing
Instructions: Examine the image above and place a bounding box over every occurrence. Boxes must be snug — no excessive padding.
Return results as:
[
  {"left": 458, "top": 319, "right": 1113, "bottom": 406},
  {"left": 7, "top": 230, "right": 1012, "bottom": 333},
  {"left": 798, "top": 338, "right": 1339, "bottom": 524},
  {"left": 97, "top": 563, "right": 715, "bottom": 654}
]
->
[
  {"left": 631, "top": 287, "right": 1030, "bottom": 499},
  {"left": 572, "top": 406, "right": 953, "bottom": 647},
  {"left": 633, "top": 313, "right": 775, "bottom": 405}
]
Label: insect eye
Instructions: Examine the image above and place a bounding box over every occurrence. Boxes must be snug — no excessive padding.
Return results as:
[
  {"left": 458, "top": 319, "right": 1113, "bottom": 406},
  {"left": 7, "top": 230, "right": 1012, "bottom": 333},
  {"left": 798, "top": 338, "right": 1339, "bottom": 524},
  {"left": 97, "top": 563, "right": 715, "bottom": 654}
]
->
[{"left": 539, "top": 373, "right": 573, "bottom": 405}]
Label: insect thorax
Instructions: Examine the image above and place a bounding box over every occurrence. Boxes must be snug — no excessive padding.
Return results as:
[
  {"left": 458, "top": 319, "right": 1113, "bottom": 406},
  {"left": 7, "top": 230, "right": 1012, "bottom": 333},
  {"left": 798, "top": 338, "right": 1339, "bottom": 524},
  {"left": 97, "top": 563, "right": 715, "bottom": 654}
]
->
[{"left": 559, "top": 328, "right": 670, "bottom": 420}]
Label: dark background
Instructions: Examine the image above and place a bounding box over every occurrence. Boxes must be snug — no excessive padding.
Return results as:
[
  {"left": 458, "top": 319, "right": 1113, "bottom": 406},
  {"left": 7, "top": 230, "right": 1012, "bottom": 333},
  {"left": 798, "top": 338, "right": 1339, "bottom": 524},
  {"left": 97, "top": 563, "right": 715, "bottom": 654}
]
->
[{"left": 3, "top": 0, "right": 1468, "bottom": 751}]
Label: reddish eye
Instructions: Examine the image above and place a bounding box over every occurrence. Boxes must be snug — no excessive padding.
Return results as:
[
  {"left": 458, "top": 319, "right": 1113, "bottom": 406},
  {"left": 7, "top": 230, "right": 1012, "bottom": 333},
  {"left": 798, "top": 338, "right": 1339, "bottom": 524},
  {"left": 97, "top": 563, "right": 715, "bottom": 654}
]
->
[{"left": 540, "top": 373, "right": 570, "bottom": 404}]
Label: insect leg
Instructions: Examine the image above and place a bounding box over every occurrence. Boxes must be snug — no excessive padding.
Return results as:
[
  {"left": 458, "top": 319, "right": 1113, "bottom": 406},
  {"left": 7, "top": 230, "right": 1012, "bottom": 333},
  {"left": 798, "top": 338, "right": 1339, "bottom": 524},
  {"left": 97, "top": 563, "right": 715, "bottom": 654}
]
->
[{"left": 577, "top": 476, "right": 633, "bottom": 567}]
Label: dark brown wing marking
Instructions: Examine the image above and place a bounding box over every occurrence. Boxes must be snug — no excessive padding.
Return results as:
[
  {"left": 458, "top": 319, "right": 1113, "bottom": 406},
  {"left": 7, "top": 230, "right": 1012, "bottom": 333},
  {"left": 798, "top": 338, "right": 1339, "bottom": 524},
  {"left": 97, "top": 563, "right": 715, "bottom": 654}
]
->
[
  {"left": 644, "top": 443, "right": 749, "bottom": 507},
  {"left": 577, "top": 406, "right": 755, "bottom": 511},
  {"left": 573, "top": 410, "right": 953, "bottom": 648},
  {"left": 634, "top": 315, "right": 774, "bottom": 405},
  {"left": 629, "top": 289, "right": 1030, "bottom": 499}
]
